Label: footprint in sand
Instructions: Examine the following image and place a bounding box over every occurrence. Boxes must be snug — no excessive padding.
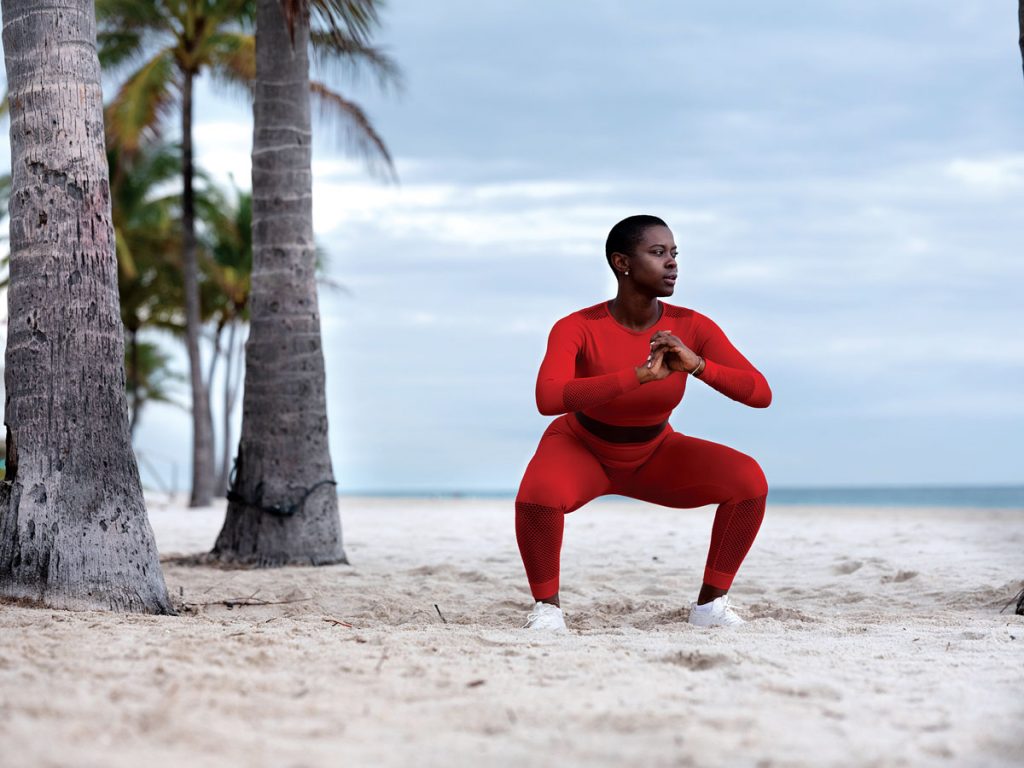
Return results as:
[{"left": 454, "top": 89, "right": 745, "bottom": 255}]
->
[
  {"left": 659, "top": 650, "right": 731, "bottom": 671},
  {"left": 833, "top": 560, "right": 864, "bottom": 575},
  {"left": 746, "top": 603, "right": 819, "bottom": 622},
  {"left": 639, "top": 584, "right": 673, "bottom": 597},
  {"left": 880, "top": 570, "right": 919, "bottom": 584}
]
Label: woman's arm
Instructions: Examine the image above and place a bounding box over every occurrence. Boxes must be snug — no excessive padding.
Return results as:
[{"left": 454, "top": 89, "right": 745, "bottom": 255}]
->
[
  {"left": 649, "top": 316, "right": 772, "bottom": 408},
  {"left": 691, "top": 314, "right": 772, "bottom": 408},
  {"left": 535, "top": 316, "right": 666, "bottom": 415}
]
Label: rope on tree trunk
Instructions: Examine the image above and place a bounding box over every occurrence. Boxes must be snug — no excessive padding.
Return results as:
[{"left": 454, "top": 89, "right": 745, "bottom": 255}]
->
[{"left": 226, "top": 460, "right": 336, "bottom": 517}]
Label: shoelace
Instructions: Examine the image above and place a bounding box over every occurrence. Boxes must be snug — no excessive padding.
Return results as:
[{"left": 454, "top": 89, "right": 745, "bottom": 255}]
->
[
  {"left": 717, "top": 596, "right": 745, "bottom": 625},
  {"left": 526, "top": 608, "right": 549, "bottom": 622}
]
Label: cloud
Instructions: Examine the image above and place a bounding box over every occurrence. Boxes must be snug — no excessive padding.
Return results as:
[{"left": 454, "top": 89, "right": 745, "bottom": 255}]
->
[{"left": 945, "top": 155, "right": 1024, "bottom": 193}]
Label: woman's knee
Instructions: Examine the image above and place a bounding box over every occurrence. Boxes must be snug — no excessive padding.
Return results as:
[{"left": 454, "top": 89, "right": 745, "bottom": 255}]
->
[
  {"left": 516, "top": 471, "right": 593, "bottom": 514},
  {"left": 516, "top": 482, "right": 570, "bottom": 513},
  {"left": 731, "top": 453, "right": 768, "bottom": 502},
  {"left": 517, "top": 457, "right": 604, "bottom": 513}
]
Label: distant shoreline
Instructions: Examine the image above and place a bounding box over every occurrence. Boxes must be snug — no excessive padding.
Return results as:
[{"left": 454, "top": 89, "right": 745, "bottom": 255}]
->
[{"left": 333, "top": 485, "right": 1024, "bottom": 509}]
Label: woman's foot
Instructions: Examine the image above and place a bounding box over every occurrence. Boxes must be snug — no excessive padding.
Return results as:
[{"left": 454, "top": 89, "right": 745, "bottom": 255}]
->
[
  {"left": 688, "top": 595, "right": 745, "bottom": 627},
  {"left": 524, "top": 601, "right": 568, "bottom": 632}
]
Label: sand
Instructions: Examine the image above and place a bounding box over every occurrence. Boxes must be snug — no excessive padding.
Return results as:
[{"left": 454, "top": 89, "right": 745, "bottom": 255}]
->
[{"left": 1, "top": 496, "right": 1022, "bottom": 767}]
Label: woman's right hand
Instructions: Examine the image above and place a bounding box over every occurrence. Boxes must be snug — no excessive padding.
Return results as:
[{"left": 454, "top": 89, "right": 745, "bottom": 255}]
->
[{"left": 636, "top": 345, "right": 671, "bottom": 383}]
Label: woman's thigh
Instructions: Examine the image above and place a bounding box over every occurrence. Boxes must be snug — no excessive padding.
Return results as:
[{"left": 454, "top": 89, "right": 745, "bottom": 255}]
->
[
  {"left": 612, "top": 432, "right": 767, "bottom": 508},
  {"left": 516, "top": 417, "right": 611, "bottom": 513}
]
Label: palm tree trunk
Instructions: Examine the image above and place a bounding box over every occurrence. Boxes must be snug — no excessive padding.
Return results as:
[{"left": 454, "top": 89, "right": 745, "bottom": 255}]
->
[
  {"left": 218, "top": 319, "right": 239, "bottom": 493},
  {"left": 206, "top": 322, "right": 224, "bottom": 409},
  {"left": 213, "top": 0, "right": 344, "bottom": 565},
  {"left": 181, "top": 67, "right": 215, "bottom": 507},
  {"left": 0, "top": 0, "right": 173, "bottom": 613},
  {"left": 1019, "top": 1, "right": 1024, "bottom": 80}
]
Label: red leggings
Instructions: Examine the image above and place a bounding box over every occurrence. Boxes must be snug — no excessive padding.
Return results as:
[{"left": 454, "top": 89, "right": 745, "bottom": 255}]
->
[{"left": 516, "top": 414, "right": 767, "bottom": 600}]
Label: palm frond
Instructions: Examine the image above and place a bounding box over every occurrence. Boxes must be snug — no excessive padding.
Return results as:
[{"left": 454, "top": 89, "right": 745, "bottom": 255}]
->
[
  {"left": 310, "top": 0, "right": 382, "bottom": 45},
  {"left": 309, "top": 29, "right": 401, "bottom": 91},
  {"left": 96, "top": 0, "right": 172, "bottom": 32},
  {"left": 97, "top": 29, "right": 147, "bottom": 74},
  {"left": 310, "top": 80, "right": 396, "bottom": 181},
  {"left": 109, "top": 141, "right": 182, "bottom": 202},
  {"left": 114, "top": 226, "right": 140, "bottom": 281},
  {"left": 203, "top": 32, "right": 256, "bottom": 99},
  {"left": 105, "top": 49, "right": 180, "bottom": 154},
  {"left": 209, "top": 0, "right": 259, "bottom": 28},
  {"left": 316, "top": 274, "right": 352, "bottom": 297},
  {"left": 128, "top": 339, "right": 187, "bottom": 408}
]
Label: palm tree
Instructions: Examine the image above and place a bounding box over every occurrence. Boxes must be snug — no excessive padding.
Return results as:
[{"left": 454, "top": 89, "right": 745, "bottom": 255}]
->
[
  {"left": 96, "top": 0, "right": 396, "bottom": 506},
  {"left": 213, "top": 0, "right": 391, "bottom": 564},
  {"left": 97, "top": 0, "right": 254, "bottom": 506},
  {"left": 0, "top": 0, "right": 172, "bottom": 612},
  {"left": 196, "top": 182, "right": 253, "bottom": 490},
  {"left": 109, "top": 142, "right": 187, "bottom": 432}
]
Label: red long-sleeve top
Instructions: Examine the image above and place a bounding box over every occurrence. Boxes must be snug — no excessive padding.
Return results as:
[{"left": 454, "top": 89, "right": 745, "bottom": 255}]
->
[{"left": 536, "top": 300, "right": 771, "bottom": 425}]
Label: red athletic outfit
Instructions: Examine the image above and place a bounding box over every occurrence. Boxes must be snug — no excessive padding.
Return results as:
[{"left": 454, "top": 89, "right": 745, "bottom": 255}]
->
[{"left": 516, "top": 300, "right": 771, "bottom": 600}]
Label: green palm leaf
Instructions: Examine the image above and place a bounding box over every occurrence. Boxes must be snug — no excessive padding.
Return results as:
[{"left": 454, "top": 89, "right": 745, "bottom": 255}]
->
[
  {"left": 105, "top": 49, "right": 179, "bottom": 154},
  {"left": 203, "top": 32, "right": 257, "bottom": 97}
]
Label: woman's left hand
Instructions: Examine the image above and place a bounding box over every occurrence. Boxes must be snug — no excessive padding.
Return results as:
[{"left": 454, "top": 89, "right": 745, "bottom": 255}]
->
[{"left": 649, "top": 330, "right": 702, "bottom": 373}]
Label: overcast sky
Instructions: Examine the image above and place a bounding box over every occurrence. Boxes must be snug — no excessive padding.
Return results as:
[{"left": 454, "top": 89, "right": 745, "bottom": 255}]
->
[{"left": 6, "top": 1, "right": 1024, "bottom": 493}]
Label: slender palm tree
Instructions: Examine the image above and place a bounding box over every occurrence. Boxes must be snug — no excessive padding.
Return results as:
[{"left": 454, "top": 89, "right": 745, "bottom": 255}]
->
[
  {"left": 196, "top": 183, "right": 253, "bottom": 489},
  {"left": 109, "top": 142, "right": 186, "bottom": 431},
  {"left": 213, "top": 0, "right": 390, "bottom": 563},
  {"left": 0, "top": 0, "right": 172, "bottom": 612},
  {"left": 96, "top": 0, "right": 396, "bottom": 506},
  {"left": 97, "top": 0, "right": 249, "bottom": 506}
]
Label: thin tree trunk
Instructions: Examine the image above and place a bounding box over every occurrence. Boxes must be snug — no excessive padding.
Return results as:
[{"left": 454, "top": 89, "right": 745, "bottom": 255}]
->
[
  {"left": 213, "top": 0, "right": 344, "bottom": 565},
  {"left": 181, "top": 68, "right": 215, "bottom": 507},
  {"left": 0, "top": 0, "right": 173, "bottom": 613},
  {"left": 206, "top": 322, "right": 223, "bottom": 407},
  {"left": 1019, "top": 1, "right": 1024, "bottom": 80},
  {"left": 218, "top": 319, "right": 239, "bottom": 493},
  {"left": 206, "top": 322, "right": 225, "bottom": 495},
  {"left": 128, "top": 327, "right": 140, "bottom": 436}
]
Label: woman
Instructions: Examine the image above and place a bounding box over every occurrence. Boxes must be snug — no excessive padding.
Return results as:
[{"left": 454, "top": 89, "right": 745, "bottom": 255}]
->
[{"left": 516, "top": 215, "right": 771, "bottom": 631}]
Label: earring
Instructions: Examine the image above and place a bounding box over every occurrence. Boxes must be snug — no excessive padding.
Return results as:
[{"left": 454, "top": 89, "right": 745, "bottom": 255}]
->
[{"left": 624, "top": 270, "right": 630, "bottom": 276}]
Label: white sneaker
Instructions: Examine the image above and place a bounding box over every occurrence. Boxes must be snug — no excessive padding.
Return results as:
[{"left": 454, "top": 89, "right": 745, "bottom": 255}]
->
[
  {"left": 524, "top": 601, "right": 568, "bottom": 632},
  {"left": 688, "top": 595, "right": 746, "bottom": 627}
]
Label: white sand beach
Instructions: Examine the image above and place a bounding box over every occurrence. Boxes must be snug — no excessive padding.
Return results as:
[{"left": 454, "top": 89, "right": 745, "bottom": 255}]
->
[{"left": 1, "top": 496, "right": 1022, "bottom": 767}]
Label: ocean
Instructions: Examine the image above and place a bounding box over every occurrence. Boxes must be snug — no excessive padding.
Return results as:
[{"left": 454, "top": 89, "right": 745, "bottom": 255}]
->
[{"left": 339, "top": 485, "right": 1024, "bottom": 509}]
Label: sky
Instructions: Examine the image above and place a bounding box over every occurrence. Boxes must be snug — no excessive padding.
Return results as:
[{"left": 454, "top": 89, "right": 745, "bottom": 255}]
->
[{"left": 4, "top": 1, "right": 1024, "bottom": 493}]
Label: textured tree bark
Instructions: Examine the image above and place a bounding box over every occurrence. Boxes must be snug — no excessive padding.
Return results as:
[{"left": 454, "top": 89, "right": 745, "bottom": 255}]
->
[
  {"left": 181, "top": 69, "right": 216, "bottom": 507},
  {"left": 212, "top": 0, "right": 345, "bottom": 565},
  {"left": 0, "top": 0, "right": 173, "bottom": 612}
]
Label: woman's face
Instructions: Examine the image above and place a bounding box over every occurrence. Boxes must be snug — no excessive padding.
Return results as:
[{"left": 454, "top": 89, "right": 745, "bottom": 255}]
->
[{"left": 626, "top": 225, "right": 678, "bottom": 297}]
